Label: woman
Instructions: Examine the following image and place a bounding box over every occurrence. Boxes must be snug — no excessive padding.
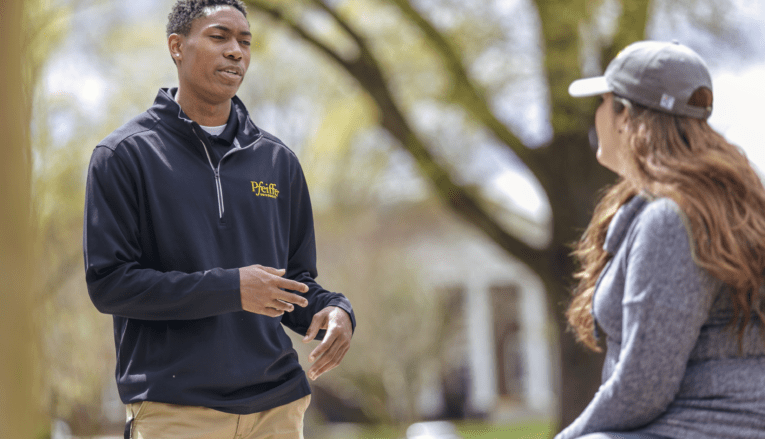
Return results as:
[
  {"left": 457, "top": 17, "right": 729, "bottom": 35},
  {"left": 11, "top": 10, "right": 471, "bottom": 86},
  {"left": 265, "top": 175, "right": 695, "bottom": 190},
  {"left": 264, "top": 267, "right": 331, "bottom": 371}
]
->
[{"left": 558, "top": 40, "right": 765, "bottom": 439}]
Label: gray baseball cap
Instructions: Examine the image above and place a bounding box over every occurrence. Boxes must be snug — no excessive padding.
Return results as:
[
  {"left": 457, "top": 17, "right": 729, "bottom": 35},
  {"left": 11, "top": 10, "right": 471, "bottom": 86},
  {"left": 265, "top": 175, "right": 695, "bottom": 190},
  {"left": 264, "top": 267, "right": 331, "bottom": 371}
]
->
[{"left": 568, "top": 40, "right": 713, "bottom": 119}]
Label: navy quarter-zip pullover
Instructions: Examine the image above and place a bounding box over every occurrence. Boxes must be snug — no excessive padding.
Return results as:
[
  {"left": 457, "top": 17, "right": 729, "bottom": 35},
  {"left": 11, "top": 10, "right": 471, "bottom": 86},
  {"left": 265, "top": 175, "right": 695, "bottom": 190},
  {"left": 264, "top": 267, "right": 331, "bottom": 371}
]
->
[{"left": 83, "top": 88, "right": 355, "bottom": 414}]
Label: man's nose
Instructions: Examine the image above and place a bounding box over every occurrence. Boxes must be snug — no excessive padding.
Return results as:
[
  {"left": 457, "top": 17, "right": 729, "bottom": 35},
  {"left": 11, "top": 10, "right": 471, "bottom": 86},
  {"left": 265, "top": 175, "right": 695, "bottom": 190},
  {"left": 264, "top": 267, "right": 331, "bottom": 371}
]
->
[{"left": 224, "top": 41, "right": 242, "bottom": 60}]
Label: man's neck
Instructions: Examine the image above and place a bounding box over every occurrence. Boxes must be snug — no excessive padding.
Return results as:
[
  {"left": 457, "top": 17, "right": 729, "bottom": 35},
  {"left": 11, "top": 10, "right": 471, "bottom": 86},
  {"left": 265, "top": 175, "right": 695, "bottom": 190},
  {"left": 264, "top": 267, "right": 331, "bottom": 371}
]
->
[{"left": 175, "top": 87, "right": 231, "bottom": 126}]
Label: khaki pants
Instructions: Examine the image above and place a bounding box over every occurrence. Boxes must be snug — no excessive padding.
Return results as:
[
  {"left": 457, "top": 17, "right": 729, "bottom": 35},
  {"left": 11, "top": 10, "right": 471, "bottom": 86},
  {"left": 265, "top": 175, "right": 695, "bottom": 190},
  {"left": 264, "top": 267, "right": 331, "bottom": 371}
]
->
[{"left": 125, "top": 395, "right": 310, "bottom": 439}]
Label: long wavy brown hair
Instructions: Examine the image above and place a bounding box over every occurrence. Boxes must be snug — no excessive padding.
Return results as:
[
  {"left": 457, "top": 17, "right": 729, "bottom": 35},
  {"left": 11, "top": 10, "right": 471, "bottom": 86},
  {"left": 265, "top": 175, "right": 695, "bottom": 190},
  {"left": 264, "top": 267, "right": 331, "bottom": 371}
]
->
[{"left": 568, "top": 89, "right": 765, "bottom": 352}]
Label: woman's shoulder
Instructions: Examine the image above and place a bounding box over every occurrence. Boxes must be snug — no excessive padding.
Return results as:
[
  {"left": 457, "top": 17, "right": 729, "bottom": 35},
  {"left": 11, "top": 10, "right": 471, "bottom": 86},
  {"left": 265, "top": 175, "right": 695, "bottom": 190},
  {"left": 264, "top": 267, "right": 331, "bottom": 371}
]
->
[
  {"left": 637, "top": 196, "right": 690, "bottom": 233},
  {"left": 605, "top": 195, "right": 686, "bottom": 254},
  {"left": 630, "top": 195, "right": 699, "bottom": 261}
]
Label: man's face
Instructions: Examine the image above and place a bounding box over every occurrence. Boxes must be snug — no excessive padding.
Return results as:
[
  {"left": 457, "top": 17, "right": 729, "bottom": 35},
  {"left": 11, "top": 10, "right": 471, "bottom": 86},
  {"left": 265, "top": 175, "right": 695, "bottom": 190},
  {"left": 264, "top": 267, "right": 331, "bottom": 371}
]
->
[{"left": 169, "top": 6, "right": 251, "bottom": 104}]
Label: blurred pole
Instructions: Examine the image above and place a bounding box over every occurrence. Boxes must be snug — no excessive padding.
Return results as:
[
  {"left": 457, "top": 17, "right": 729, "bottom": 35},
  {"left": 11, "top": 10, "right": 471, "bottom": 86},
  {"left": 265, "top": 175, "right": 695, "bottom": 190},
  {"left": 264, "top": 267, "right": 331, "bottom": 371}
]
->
[{"left": 0, "top": 0, "right": 37, "bottom": 437}]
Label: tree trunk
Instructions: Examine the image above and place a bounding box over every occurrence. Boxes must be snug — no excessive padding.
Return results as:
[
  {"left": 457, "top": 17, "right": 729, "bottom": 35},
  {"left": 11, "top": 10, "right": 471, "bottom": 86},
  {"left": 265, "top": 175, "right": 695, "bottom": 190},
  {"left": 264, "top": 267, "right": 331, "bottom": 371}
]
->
[
  {"left": 556, "top": 310, "right": 606, "bottom": 428},
  {"left": 541, "top": 121, "right": 618, "bottom": 428},
  {"left": 0, "top": 0, "right": 38, "bottom": 437},
  {"left": 531, "top": 0, "right": 636, "bottom": 427}
]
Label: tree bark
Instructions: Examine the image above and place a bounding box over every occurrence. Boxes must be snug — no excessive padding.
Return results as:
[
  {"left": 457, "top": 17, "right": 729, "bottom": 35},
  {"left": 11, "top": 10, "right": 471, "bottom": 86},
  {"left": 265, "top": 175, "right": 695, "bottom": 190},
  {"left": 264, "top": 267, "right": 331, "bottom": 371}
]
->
[
  {"left": 0, "top": 0, "right": 37, "bottom": 437},
  {"left": 533, "top": 0, "right": 650, "bottom": 429}
]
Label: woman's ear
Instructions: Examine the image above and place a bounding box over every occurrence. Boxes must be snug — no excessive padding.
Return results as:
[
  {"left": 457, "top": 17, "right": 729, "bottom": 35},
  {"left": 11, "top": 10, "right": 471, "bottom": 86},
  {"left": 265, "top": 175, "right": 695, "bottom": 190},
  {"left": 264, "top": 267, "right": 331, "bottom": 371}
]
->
[{"left": 616, "top": 106, "right": 630, "bottom": 132}]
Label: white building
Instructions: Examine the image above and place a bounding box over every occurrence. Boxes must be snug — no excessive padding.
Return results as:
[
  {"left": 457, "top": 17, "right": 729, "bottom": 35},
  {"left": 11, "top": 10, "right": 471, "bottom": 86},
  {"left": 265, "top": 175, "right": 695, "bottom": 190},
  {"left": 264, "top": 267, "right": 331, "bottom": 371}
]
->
[{"left": 406, "top": 210, "right": 555, "bottom": 420}]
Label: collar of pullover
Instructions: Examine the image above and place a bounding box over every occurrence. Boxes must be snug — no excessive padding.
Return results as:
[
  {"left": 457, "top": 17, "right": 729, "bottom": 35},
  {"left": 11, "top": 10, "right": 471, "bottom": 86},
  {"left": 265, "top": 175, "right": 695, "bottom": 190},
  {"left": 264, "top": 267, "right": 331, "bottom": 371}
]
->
[
  {"left": 208, "top": 103, "right": 239, "bottom": 146},
  {"left": 603, "top": 193, "right": 654, "bottom": 254},
  {"left": 149, "top": 87, "right": 261, "bottom": 147}
]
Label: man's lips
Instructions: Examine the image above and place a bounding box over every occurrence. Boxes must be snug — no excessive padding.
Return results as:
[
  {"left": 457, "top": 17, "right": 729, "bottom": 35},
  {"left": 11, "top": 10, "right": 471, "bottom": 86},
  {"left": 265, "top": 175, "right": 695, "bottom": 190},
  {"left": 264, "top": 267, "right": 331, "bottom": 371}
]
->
[{"left": 218, "top": 66, "right": 243, "bottom": 80}]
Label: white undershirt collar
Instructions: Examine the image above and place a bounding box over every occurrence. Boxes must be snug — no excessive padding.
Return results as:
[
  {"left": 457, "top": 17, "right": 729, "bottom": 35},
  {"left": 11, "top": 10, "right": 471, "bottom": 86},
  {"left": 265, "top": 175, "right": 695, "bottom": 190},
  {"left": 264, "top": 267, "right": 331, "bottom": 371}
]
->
[
  {"left": 172, "top": 90, "right": 227, "bottom": 136},
  {"left": 199, "top": 124, "right": 226, "bottom": 136}
]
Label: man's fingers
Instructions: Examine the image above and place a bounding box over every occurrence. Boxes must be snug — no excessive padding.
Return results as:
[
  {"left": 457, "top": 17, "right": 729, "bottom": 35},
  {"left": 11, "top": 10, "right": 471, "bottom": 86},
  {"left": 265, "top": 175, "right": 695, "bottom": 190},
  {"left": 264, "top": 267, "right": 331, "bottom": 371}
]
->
[
  {"left": 277, "top": 292, "right": 308, "bottom": 308},
  {"left": 308, "top": 358, "right": 337, "bottom": 381},
  {"left": 263, "top": 307, "right": 284, "bottom": 318},
  {"left": 274, "top": 299, "right": 295, "bottom": 312},
  {"left": 275, "top": 277, "right": 309, "bottom": 293},
  {"left": 308, "top": 345, "right": 337, "bottom": 379},
  {"left": 259, "top": 266, "right": 286, "bottom": 277},
  {"left": 302, "top": 326, "right": 317, "bottom": 343},
  {"left": 302, "top": 308, "right": 352, "bottom": 380},
  {"left": 303, "top": 313, "right": 327, "bottom": 343},
  {"left": 240, "top": 265, "right": 312, "bottom": 317},
  {"left": 309, "top": 329, "right": 345, "bottom": 362},
  {"left": 308, "top": 321, "right": 342, "bottom": 361},
  {"left": 308, "top": 340, "right": 350, "bottom": 380},
  {"left": 253, "top": 265, "right": 307, "bottom": 293},
  {"left": 309, "top": 339, "right": 330, "bottom": 362}
]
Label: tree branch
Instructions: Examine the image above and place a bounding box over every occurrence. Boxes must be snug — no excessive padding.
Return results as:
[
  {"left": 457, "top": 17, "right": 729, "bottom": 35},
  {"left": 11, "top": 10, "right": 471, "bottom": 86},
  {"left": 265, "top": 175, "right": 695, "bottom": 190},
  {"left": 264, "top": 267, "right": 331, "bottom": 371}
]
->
[
  {"left": 246, "top": 0, "right": 354, "bottom": 71},
  {"left": 309, "top": 0, "right": 366, "bottom": 50},
  {"left": 603, "top": 0, "right": 650, "bottom": 66},
  {"left": 388, "top": 0, "right": 552, "bottom": 192},
  {"left": 244, "top": 0, "right": 552, "bottom": 277}
]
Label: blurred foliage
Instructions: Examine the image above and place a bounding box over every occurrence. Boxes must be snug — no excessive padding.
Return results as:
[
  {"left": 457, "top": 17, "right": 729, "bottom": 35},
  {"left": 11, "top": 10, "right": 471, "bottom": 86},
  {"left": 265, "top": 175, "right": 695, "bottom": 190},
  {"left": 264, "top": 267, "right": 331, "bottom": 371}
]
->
[
  {"left": 29, "top": 0, "right": 175, "bottom": 433},
  {"left": 307, "top": 204, "right": 460, "bottom": 424},
  {"left": 23, "top": 0, "right": 71, "bottom": 102}
]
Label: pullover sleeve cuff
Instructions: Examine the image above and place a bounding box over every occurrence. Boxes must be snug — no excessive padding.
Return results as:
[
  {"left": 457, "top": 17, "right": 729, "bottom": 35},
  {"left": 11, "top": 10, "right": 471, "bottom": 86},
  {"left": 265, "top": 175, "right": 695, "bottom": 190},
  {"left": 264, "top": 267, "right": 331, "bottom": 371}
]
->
[
  {"left": 218, "top": 267, "right": 244, "bottom": 312},
  {"left": 327, "top": 298, "right": 356, "bottom": 333}
]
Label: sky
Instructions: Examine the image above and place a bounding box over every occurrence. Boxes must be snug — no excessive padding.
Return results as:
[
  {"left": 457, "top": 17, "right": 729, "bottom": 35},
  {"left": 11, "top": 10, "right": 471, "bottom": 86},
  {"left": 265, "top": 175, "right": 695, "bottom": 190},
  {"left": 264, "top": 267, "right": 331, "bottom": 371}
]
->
[{"left": 42, "top": 0, "right": 765, "bottom": 225}]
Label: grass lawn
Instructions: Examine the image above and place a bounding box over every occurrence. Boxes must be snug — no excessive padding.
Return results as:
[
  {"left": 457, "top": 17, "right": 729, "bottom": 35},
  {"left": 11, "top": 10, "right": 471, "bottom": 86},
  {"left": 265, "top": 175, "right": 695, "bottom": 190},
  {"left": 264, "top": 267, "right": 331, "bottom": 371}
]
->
[
  {"left": 456, "top": 419, "right": 554, "bottom": 439},
  {"left": 347, "top": 419, "right": 554, "bottom": 439}
]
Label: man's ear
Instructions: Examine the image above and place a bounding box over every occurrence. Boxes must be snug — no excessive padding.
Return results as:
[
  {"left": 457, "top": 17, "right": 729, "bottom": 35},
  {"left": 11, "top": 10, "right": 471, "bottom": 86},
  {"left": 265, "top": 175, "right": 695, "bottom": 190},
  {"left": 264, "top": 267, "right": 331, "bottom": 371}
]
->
[{"left": 168, "top": 34, "right": 183, "bottom": 63}]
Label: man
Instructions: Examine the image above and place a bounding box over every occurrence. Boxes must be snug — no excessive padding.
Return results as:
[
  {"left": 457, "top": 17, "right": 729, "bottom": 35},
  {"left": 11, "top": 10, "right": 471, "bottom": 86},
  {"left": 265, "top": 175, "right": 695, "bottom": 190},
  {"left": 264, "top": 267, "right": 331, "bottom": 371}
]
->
[{"left": 83, "top": 1, "right": 355, "bottom": 438}]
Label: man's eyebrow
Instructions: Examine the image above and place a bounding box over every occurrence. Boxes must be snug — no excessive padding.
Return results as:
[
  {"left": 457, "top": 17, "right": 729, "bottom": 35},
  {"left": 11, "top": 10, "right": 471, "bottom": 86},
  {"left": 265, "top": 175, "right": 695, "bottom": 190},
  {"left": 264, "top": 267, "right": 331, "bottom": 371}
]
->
[{"left": 209, "top": 24, "right": 252, "bottom": 37}]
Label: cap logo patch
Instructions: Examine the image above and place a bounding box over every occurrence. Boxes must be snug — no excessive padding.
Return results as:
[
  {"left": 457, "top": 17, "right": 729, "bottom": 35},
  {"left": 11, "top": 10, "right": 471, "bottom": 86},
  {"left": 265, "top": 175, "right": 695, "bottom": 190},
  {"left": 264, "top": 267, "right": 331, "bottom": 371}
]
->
[{"left": 660, "top": 94, "right": 675, "bottom": 110}]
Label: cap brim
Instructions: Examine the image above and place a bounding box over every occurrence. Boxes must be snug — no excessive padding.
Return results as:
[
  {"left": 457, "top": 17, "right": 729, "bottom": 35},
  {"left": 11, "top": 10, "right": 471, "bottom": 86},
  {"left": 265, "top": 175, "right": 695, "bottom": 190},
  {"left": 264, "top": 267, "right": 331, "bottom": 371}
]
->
[{"left": 568, "top": 76, "right": 610, "bottom": 97}]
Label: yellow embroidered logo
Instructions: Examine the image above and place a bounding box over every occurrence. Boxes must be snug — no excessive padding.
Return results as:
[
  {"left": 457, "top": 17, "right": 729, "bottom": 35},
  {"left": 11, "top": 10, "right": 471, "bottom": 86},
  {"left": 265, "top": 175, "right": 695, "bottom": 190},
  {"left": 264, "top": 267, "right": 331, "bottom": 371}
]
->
[{"left": 251, "top": 181, "right": 279, "bottom": 199}]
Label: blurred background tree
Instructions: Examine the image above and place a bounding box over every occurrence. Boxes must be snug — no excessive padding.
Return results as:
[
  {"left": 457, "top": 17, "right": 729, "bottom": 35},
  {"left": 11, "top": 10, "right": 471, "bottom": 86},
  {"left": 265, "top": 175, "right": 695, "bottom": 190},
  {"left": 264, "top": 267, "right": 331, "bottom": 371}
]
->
[
  {"left": 24, "top": 0, "right": 764, "bottom": 437},
  {"left": 242, "top": 0, "right": 642, "bottom": 428},
  {"left": 1, "top": 0, "right": 36, "bottom": 436},
  {"left": 240, "top": 0, "right": 762, "bottom": 429},
  {"left": 2, "top": 0, "right": 71, "bottom": 436}
]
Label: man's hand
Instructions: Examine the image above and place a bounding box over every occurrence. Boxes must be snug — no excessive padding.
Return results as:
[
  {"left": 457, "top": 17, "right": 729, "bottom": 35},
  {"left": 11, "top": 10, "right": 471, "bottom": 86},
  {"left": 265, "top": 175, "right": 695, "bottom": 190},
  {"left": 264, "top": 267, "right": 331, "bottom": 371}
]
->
[
  {"left": 303, "top": 306, "right": 352, "bottom": 381},
  {"left": 239, "top": 265, "right": 309, "bottom": 317}
]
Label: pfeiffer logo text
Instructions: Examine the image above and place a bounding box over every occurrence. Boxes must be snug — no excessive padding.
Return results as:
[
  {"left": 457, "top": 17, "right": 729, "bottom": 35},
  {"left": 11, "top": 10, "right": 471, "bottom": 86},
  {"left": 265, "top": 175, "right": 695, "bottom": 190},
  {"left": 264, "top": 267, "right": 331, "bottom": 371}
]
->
[{"left": 251, "top": 181, "right": 279, "bottom": 198}]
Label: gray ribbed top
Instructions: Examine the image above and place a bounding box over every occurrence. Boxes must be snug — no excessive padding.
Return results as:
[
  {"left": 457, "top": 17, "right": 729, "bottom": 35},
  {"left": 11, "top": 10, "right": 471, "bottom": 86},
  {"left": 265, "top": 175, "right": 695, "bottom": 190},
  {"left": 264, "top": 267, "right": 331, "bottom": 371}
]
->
[{"left": 556, "top": 195, "right": 765, "bottom": 439}]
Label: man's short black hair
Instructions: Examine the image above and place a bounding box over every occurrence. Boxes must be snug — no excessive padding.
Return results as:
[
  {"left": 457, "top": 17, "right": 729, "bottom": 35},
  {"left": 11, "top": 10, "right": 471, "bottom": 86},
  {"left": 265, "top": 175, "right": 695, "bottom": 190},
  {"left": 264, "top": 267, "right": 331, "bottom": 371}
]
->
[{"left": 166, "top": 0, "right": 248, "bottom": 37}]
